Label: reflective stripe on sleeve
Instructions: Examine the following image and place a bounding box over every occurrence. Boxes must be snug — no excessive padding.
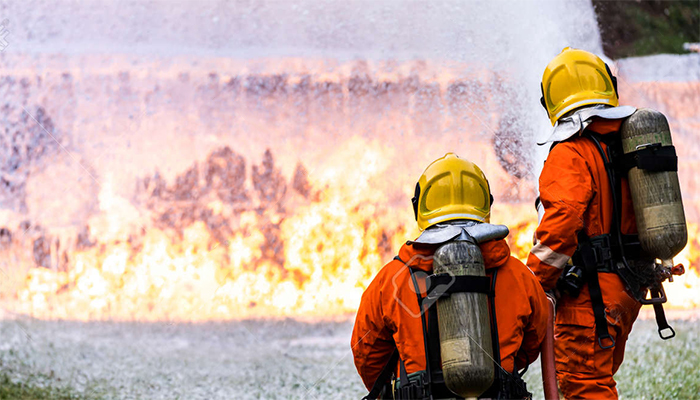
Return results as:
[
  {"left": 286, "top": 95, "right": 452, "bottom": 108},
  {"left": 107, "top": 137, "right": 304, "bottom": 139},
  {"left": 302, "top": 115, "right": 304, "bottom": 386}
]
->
[{"left": 530, "top": 240, "right": 570, "bottom": 269}]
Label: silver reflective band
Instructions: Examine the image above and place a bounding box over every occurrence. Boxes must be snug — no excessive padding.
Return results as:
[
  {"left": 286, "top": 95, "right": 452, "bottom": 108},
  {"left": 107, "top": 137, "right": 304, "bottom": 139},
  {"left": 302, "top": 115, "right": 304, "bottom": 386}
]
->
[
  {"left": 530, "top": 240, "right": 570, "bottom": 269},
  {"left": 554, "top": 98, "right": 612, "bottom": 120},
  {"left": 425, "top": 213, "right": 486, "bottom": 225}
]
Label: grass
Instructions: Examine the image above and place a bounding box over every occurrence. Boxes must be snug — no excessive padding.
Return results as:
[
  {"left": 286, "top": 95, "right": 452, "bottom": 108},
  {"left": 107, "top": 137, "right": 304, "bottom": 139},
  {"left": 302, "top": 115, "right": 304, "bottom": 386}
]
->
[
  {"left": 616, "top": 318, "right": 700, "bottom": 399},
  {"left": 0, "top": 373, "right": 94, "bottom": 400},
  {"left": 523, "top": 318, "right": 700, "bottom": 400},
  {"left": 0, "top": 318, "right": 697, "bottom": 399},
  {"left": 0, "top": 343, "right": 110, "bottom": 400}
]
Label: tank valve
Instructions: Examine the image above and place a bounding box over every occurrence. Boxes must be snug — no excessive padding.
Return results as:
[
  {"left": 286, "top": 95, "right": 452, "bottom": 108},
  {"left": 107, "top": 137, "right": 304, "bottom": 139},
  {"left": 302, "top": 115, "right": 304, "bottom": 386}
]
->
[{"left": 671, "top": 263, "right": 685, "bottom": 276}]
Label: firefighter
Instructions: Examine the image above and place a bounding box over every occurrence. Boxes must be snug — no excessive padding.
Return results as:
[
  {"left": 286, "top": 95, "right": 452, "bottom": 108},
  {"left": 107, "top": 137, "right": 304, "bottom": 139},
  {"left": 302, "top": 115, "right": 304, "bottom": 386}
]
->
[
  {"left": 352, "top": 153, "right": 548, "bottom": 399},
  {"left": 528, "top": 47, "right": 684, "bottom": 399}
]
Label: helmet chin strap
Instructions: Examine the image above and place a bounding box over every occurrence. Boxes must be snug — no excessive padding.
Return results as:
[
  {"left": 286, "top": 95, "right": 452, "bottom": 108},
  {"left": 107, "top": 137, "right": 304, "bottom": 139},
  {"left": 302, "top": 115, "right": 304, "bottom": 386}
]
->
[
  {"left": 412, "top": 182, "right": 420, "bottom": 220},
  {"left": 540, "top": 82, "right": 547, "bottom": 111},
  {"left": 604, "top": 63, "right": 619, "bottom": 98}
]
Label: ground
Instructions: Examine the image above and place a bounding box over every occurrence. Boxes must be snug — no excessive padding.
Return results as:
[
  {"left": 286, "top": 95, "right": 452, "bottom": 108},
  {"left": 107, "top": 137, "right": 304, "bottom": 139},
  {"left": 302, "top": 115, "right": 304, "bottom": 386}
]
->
[{"left": 0, "top": 315, "right": 698, "bottom": 399}]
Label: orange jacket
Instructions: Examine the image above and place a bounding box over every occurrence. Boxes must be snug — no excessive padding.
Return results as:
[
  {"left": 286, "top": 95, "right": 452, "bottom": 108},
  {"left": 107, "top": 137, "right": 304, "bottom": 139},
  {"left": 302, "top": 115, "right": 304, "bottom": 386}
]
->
[
  {"left": 527, "top": 119, "right": 637, "bottom": 290},
  {"left": 527, "top": 118, "right": 643, "bottom": 399},
  {"left": 352, "top": 238, "right": 548, "bottom": 391}
]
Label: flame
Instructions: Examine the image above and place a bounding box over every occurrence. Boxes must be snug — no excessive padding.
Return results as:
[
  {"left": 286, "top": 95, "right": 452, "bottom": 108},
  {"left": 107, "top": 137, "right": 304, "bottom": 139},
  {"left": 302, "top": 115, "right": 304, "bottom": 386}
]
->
[
  {"left": 667, "top": 223, "right": 700, "bottom": 309},
  {"left": 9, "top": 169, "right": 699, "bottom": 321},
  {"left": 9, "top": 139, "right": 419, "bottom": 321},
  {"left": 0, "top": 58, "right": 697, "bottom": 321}
]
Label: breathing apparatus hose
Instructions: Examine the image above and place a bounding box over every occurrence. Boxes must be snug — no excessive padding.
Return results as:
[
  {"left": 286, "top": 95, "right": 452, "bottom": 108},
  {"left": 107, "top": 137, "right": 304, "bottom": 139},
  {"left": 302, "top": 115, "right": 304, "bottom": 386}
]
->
[{"left": 540, "top": 296, "right": 559, "bottom": 400}]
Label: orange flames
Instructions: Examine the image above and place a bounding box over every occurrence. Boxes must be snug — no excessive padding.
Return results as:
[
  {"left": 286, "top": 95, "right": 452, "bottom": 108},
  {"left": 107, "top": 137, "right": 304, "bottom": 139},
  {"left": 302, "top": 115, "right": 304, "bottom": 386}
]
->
[
  {"left": 0, "top": 57, "right": 697, "bottom": 321},
  {"left": 11, "top": 139, "right": 419, "bottom": 321},
  {"left": 9, "top": 174, "right": 699, "bottom": 321}
]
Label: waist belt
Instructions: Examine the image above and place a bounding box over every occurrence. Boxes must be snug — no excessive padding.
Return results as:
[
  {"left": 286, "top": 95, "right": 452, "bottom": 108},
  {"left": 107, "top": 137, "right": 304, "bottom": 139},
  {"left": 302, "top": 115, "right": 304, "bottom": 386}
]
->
[
  {"left": 394, "top": 369, "right": 460, "bottom": 400},
  {"left": 572, "top": 232, "right": 674, "bottom": 349},
  {"left": 572, "top": 233, "right": 644, "bottom": 273}
]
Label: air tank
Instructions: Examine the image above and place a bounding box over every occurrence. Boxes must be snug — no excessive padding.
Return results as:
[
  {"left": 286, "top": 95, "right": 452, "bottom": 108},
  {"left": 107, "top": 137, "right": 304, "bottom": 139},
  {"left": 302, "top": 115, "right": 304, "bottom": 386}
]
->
[
  {"left": 433, "top": 240, "right": 494, "bottom": 398},
  {"left": 620, "top": 108, "right": 687, "bottom": 262}
]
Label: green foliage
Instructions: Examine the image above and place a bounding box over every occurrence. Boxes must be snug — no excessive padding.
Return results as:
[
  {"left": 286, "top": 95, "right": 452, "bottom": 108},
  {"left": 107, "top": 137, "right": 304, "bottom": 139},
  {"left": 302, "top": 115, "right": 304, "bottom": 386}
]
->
[
  {"left": 593, "top": 0, "right": 700, "bottom": 59},
  {"left": 0, "top": 373, "right": 87, "bottom": 400},
  {"left": 0, "top": 364, "right": 110, "bottom": 400}
]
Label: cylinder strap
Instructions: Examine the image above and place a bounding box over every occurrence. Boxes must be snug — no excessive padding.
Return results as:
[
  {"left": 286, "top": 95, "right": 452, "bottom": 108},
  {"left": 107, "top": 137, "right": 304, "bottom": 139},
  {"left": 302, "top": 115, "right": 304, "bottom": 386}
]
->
[
  {"left": 426, "top": 274, "right": 492, "bottom": 299},
  {"left": 621, "top": 144, "right": 678, "bottom": 172}
]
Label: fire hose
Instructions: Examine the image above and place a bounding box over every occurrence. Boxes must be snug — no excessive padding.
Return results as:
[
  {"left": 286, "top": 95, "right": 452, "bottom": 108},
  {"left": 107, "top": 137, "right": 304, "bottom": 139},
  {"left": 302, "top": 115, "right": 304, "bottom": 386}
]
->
[{"left": 541, "top": 296, "right": 559, "bottom": 400}]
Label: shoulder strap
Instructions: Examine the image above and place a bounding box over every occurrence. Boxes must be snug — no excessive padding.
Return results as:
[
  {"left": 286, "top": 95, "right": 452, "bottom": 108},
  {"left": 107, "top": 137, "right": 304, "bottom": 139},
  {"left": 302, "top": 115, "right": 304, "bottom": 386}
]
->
[
  {"left": 407, "top": 266, "right": 436, "bottom": 395},
  {"left": 362, "top": 348, "right": 400, "bottom": 400},
  {"left": 484, "top": 268, "right": 534, "bottom": 399},
  {"left": 426, "top": 293, "right": 441, "bottom": 376},
  {"left": 584, "top": 132, "right": 624, "bottom": 241},
  {"left": 488, "top": 268, "right": 502, "bottom": 366}
]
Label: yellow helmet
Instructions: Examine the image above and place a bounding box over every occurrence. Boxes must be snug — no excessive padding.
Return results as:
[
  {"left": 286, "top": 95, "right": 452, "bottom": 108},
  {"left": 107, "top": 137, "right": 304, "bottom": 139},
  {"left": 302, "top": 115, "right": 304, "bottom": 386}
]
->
[
  {"left": 412, "top": 153, "right": 492, "bottom": 230},
  {"left": 541, "top": 47, "right": 619, "bottom": 125}
]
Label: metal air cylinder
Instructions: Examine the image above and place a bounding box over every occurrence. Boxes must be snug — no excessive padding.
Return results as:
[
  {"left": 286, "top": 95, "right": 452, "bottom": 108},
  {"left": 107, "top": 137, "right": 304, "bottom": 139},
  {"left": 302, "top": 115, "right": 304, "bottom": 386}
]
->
[
  {"left": 433, "top": 240, "right": 494, "bottom": 398},
  {"left": 620, "top": 108, "right": 687, "bottom": 262}
]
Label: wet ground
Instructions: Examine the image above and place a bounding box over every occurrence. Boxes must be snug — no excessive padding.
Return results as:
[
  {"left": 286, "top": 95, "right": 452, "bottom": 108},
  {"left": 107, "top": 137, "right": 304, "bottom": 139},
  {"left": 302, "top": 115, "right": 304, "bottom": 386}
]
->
[{"left": 0, "top": 314, "right": 698, "bottom": 399}]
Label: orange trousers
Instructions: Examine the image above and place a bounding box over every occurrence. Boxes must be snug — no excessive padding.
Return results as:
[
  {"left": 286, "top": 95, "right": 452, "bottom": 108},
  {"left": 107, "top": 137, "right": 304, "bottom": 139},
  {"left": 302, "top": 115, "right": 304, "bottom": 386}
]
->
[{"left": 554, "top": 273, "right": 641, "bottom": 399}]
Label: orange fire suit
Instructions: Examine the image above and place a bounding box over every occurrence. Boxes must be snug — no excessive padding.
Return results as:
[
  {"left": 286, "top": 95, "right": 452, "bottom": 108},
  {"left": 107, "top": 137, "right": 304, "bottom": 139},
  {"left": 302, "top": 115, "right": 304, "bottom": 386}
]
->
[
  {"left": 527, "top": 119, "right": 642, "bottom": 399},
  {"left": 352, "top": 237, "right": 548, "bottom": 393}
]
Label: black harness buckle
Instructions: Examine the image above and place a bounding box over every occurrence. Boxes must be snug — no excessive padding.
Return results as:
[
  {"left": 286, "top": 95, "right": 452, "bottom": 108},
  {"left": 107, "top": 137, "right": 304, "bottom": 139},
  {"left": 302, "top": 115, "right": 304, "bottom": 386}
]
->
[
  {"left": 588, "top": 234, "right": 613, "bottom": 269},
  {"left": 597, "top": 333, "right": 616, "bottom": 350},
  {"left": 658, "top": 326, "right": 676, "bottom": 340},
  {"left": 640, "top": 284, "right": 667, "bottom": 305}
]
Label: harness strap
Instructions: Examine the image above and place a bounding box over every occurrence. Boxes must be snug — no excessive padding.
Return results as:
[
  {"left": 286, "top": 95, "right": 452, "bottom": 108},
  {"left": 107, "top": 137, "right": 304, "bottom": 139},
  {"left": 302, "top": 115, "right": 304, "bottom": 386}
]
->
[
  {"left": 488, "top": 269, "right": 502, "bottom": 366},
  {"left": 583, "top": 132, "right": 623, "bottom": 350},
  {"left": 584, "top": 257, "right": 615, "bottom": 350},
  {"left": 481, "top": 269, "right": 531, "bottom": 399},
  {"left": 651, "top": 288, "right": 676, "bottom": 340},
  {"left": 399, "top": 357, "right": 409, "bottom": 388},
  {"left": 426, "top": 296, "right": 442, "bottom": 379},
  {"left": 362, "top": 347, "right": 400, "bottom": 400},
  {"left": 407, "top": 264, "right": 436, "bottom": 397},
  {"left": 408, "top": 262, "right": 456, "bottom": 399},
  {"left": 576, "top": 232, "right": 615, "bottom": 350}
]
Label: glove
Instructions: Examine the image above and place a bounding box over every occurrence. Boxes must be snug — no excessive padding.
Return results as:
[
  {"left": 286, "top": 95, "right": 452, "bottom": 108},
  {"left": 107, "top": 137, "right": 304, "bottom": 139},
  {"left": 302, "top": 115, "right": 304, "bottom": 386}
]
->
[{"left": 545, "top": 289, "right": 559, "bottom": 310}]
